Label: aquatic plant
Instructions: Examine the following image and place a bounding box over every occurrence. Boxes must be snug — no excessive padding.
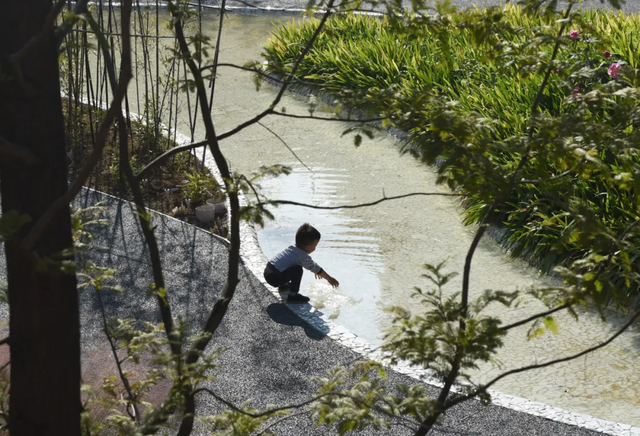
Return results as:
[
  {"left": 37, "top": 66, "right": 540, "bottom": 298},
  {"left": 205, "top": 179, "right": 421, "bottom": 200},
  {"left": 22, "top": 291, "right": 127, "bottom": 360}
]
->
[{"left": 263, "top": 6, "right": 640, "bottom": 307}]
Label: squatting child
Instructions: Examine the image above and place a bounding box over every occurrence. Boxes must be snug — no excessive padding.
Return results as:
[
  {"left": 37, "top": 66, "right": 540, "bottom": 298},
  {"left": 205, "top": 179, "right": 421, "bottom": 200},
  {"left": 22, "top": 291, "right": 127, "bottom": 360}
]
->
[{"left": 263, "top": 223, "right": 340, "bottom": 303}]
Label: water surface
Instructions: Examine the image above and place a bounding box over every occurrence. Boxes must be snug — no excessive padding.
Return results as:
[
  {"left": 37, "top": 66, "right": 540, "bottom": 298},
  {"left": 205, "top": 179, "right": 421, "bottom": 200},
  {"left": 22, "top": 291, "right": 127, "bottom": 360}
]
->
[{"left": 87, "top": 10, "right": 640, "bottom": 426}]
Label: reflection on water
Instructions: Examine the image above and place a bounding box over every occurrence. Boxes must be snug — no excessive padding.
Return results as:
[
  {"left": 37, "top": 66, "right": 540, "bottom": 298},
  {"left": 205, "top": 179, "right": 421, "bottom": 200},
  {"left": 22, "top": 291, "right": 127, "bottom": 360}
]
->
[{"left": 256, "top": 165, "right": 384, "bottom": 338}]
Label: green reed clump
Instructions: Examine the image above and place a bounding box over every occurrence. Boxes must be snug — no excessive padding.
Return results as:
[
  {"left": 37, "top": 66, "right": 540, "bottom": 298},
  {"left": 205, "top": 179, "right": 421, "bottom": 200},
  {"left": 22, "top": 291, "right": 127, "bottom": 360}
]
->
[{"left": 263, "top": 6, "right": 640, "bottom": 306}]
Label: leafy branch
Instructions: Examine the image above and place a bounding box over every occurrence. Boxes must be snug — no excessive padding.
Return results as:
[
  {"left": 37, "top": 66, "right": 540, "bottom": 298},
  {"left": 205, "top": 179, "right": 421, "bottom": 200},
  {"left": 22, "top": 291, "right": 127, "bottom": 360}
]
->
[
  {"left": 445, "top": 306, "right": 640, "bottom": 410},
  {"left": 405, "top": 4, "right": 578, "bottom": 434},
  {"left": 199, "top": 0, "right": 337, "bottom": 142},
  {"left": 93, "top": 268, "right": 140, "bottom": 422}
]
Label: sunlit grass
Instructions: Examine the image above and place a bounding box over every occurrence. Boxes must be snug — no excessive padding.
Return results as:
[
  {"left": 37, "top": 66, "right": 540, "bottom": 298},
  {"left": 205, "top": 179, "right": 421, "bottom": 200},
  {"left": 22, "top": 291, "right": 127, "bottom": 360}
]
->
[{"left": 263, "top": 6, "right": 640, "bottom": 305}]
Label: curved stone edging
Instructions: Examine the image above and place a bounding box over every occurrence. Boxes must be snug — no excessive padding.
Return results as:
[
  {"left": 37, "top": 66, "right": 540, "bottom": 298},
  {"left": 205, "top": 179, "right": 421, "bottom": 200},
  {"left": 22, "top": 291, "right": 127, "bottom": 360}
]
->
[
  {"left": 168, "top": 133, "right": 640, "bottom": 435},
  {"left": 235, "top": 187, "right": 640, "bottom": 436},
  {"left": 66, "top": 58, "right": 640, "bottom": 436}
]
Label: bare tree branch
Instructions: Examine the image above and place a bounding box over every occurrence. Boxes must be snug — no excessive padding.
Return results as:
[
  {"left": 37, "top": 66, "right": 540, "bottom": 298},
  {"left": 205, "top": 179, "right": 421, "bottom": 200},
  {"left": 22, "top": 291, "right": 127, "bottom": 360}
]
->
[
  {"left": 135, "top": 104, "right": 384, "bottom": 180},
  {"left": 135, "top": 139, "right": 208, "bottom": 180},
  {"left": 194, "top": 387, "right": 329, "bottom": 418},
  {"left": 266, "top": 192, "right": 463, "bottom": 210},
  {"left": 207, "top": 1, "right": 227, "bottom": 106},
  {"left": 212, "top": 0, "right": 336, "bottom": 142},
  {"left": 190, "top": 0, "right": 384, "bottom": 15},
  {"left": 188, "top": 0, "right": 284, "bottom": 12},
  {"left": 171, "top": 5, "right": 242, "bottom": 363},
  {"left": 186, "top": 0, "right": 262, "bottom": 11},
  {"left": 271, "top": 110, "right": 384, "bottom": 123},
  {"left": 55, "top": 0, "right": 92, "bottom": 47},
  {"left": 195, "top": 387, "right": 399, "bottom": 421},
  {"left": 196, "top": 386, "right": 431, "bottom": 434},
  {"left": 0, "top": 137, "right": 40, "bottom": 165},
  {"left": 460, "top": 204, "right": 495, "bottom": 324},
  {"left": 256, "top": 411, "right": 310, "bottom": 435},
  {"left": 500, "top": 302, "right": 571, "bottom": 331},
  {"left": 200, "top": 0, "right": 228, "bottom": 169},
  {"left": 106, "top": 4, "right": 180, "bottom": 357},
  {"left": 416, "top": 7, "right": 577, "bottom": 434},
  {"left": 257, "top": 121, "right": 311, "bottom": 171},
  {"left": 618, "top": 217, "right": 640, "bottom": 241},
  {"left": 518, "top": 168, "right": 573, "bottom": 185},
  {"left": 166, "top": 5, "right": 338, "bottom": 399},
  {"left": 67, "top": 27, "right": 177, "bottom": 39},
  {"left": 239, "top": 175, "right": 266, "bottom": 211},
  {"left": 170, "top": 1, "right": 249, "bottom": 432},
  {"left": 595, "top": 217, "right": 640, "bottom": 280},
  {"left": 204, "top": 62, "right": 330, "bottom": 89},
  {"left": 460, "top": 0, "right": 576, "bottom": 366}
]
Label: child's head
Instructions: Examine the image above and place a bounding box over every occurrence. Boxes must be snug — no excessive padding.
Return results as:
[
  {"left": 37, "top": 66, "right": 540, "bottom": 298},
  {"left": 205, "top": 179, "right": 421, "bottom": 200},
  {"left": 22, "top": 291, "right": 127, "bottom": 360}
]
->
[{"left": 295, "top": 223, "right": 321, "bottom": 254}]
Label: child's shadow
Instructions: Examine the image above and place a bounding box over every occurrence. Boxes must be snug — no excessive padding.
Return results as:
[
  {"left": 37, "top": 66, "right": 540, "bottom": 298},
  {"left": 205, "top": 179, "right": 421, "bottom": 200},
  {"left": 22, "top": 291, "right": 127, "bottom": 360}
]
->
[{"left": 266, "top": 303, "right": 329, "bottom": 340}]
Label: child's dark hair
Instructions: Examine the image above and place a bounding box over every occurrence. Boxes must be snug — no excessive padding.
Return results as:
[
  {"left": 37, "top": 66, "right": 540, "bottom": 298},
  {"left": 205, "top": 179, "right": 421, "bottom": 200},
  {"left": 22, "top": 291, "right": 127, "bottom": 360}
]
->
[{"left": 295, "top": 223, "right": 321, "bottom": 248}]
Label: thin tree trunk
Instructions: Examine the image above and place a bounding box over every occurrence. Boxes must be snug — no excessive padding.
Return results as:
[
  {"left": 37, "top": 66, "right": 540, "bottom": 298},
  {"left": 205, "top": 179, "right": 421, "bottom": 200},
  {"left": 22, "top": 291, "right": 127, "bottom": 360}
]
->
[{"left": 0, "top": 1, "right": 80, "bottom": 435}]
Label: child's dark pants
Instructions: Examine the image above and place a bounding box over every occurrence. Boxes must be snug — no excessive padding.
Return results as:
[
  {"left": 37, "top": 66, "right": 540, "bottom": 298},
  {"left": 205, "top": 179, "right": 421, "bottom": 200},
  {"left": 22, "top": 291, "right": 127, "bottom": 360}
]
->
[{"left": 264, "top": 262, "right": 303, "bottom": 294}]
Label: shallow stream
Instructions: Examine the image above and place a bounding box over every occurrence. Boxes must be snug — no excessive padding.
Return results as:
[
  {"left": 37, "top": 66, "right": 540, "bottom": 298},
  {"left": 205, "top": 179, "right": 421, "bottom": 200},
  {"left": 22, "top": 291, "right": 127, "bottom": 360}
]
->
[{"left": 96, "top": 10, "right": 640, "bottom": 426}]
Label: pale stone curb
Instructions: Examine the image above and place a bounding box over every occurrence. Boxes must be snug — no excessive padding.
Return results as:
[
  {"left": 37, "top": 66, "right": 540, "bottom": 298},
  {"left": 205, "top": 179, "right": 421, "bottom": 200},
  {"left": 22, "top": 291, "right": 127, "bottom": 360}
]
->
[
  {"left": 68, "top": 83, "right": 639, "bottom": 436},
  {"left": 178, "top": 125, "right": 640, "bottom": 436},
  {"left": 64, "top": 2, "right": 640, "bottom": 434}
]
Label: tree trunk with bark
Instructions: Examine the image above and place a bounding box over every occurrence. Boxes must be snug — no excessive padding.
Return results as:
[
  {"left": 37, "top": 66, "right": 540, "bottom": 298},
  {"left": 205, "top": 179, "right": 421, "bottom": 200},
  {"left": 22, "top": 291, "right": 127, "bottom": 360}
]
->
[{"left": 0, "top": 1, "right": 81, "bottom": 435}]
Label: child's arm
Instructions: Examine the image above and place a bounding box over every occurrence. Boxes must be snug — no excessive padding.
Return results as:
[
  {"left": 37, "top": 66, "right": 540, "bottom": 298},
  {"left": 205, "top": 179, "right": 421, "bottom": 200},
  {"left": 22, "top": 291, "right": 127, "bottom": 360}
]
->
[{"left": 315, "top": 270, "right": 339, "bottom": 288}]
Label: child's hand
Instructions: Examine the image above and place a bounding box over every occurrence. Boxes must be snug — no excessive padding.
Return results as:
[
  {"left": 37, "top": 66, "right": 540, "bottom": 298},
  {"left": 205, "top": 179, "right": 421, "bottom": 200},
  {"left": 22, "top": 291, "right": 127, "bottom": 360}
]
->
[{"left": 327, "top": 277, "right": 339, "bottom": 288}]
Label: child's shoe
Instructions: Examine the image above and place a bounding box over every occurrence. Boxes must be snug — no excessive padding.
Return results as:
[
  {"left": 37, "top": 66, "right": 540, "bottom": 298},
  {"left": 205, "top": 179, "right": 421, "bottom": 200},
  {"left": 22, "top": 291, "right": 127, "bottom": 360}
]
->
[{"left": 287, "top": 293, "right": 310, "bottom": 303}]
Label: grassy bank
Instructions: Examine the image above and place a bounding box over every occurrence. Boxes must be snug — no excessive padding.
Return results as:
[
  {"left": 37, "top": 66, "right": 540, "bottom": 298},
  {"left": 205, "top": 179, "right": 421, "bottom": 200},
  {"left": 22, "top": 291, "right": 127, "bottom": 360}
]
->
[{"left": 263, "top": 6, "right": 640, "bottom": 306}]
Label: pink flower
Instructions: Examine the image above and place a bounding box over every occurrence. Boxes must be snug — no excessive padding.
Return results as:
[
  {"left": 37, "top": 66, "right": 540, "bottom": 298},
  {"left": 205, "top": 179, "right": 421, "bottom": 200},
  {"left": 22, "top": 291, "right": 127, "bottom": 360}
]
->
[
  {"left": 603, "top": 50, "right": 611, "bottom": 59},
  {"left": 553, "top": 68, "right": 559, "bottom": 74},
  {"left": 570, "top": 29, "right": 579, "bottom": 40},
  {"left": 608, "top": 62, "right": 622, "bottom": 79},
  {"left": 571, "top": 86, "right": 580, "bottom": 96}
]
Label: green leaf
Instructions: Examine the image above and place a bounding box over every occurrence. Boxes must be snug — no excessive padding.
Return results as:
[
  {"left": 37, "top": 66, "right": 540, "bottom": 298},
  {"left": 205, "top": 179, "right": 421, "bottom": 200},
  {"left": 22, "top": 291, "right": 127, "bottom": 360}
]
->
[
  {"left": 542, "top": 316, "right": 559, "bottom": 335},
  {"left": 354, "top": 134, "right": 362, "bottom": 148},
  {"left": 338, "top": 420, "right": 357, "bottom": 435},
  {"left": 594, "top": 280, "right": 603, "bottom": 292}
]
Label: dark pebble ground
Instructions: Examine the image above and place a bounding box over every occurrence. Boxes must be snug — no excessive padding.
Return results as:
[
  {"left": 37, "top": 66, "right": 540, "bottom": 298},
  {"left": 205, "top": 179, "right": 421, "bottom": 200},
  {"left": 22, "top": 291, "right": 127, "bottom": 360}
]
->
[
  {"left": 31, "top": 189, "right": 605, "bottom": 435},
  {"left": 0, "top": 1, "right": 635, "bottom": 433}
]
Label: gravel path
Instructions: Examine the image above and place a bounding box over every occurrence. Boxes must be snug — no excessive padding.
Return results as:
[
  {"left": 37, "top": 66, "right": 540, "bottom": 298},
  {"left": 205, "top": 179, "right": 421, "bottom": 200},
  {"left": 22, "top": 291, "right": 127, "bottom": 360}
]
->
[
  {"left": 0, "top": 1, "right": 633, "bottom": 434},
  {"left": 64, "top": 188, "right": 607, "bottom": 435}
]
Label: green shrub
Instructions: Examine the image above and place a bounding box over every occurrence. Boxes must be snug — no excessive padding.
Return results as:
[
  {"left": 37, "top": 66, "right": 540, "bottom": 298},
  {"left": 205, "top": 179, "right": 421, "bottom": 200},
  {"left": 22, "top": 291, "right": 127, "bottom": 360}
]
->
[{"left": 182, "top": 170, "right": 218, "bottom": 205}]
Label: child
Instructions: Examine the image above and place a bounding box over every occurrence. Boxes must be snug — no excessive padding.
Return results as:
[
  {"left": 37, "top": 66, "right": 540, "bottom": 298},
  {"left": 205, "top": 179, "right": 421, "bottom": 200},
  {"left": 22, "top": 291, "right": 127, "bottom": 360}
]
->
[{"left": 264, "top": 223, "right": 340, "bottom": 303}]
